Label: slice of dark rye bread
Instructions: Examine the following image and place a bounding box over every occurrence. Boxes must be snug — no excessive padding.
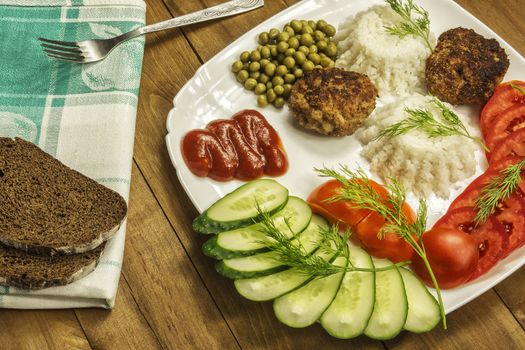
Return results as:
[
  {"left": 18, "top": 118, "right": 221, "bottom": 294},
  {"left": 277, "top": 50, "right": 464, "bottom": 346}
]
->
[
  {"left": 0, "top": 243, "right": 105, "bottom": 290},
  {"left": 0, "top": 137, "right": 127, "bottom": 256}
]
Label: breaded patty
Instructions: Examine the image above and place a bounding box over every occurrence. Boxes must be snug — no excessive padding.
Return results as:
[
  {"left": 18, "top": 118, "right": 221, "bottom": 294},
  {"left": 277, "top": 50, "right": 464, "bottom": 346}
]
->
[
  {"left": 288, "top": 68, "right": 377, "bottom": 136},
  {"left": 426, "top": 27, "right": 509, "bottom": 105}
]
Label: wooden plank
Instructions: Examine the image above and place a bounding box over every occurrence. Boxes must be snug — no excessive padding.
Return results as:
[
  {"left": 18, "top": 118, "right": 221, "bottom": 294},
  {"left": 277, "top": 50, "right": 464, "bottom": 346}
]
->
[
  {"left": 455, "top": 0, "right": 525, "bottom": 55},
  {"left": 164, "top": 0, "right": 289, "bottom": 62},
  {"left": 494, "top": 268, "right": 525, "bottom": 328},
  {"left": 74, "top": 275, "right": 162, "bottom": 350},
  {"left": 386, "top": 290, "right": 525, "bottom": 349},
  {"left": 110, "top": 161, "right": 240, "bottom": 349},
  {"left": 134, "top": 0, "right": 382, "bottom": 348},
  {"left": 0, "top": 310, "right": 91, "bottom": 350}
]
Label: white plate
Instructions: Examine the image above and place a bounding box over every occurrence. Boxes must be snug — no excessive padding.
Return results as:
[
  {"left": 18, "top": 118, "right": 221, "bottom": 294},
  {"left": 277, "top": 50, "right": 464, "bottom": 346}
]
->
[{"left": 166, "top": 0, "right": 525, "bottom": 315}]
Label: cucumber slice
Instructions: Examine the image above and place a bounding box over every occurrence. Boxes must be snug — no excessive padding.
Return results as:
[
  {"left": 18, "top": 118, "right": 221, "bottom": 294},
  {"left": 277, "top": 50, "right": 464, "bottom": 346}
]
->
[
  {"left": 364, "top": 259, "right": 408, "bottom": 340},
  {"left": 193, "top": 179, "right": 289, "bottom": 233},
  {"left": 234, "top": 241, "right": 335, "bottom": 302},
  {"left": 273, "top": 255, "right": 348, "bottom": 328},
  {"left": 399, "top": 267, "right": 441, "bottom": 333},
  {"left": 203, "top": 197, "right": 312, "bottom": 259},
  {"left": 320, "top": 246, "right": 375, "bottom": 339},
  {"left": 215, "top": 215, "right": 327, "bottom": 279}
]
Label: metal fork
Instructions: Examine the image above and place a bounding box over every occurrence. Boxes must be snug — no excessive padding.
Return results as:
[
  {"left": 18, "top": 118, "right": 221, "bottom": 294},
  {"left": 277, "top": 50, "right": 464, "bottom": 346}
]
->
[{"left": 39, "top": 0, "right": 264, "bottom": 63}]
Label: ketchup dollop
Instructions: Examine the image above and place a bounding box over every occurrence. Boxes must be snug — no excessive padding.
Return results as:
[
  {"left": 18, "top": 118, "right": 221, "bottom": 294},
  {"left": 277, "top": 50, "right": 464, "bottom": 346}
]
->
[{"left": 181, "top": 109, "right": 288, "bottom": 181}]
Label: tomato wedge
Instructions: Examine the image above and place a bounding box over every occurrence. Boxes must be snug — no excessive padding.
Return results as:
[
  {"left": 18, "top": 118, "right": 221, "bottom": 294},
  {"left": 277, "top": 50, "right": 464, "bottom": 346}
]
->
[
  {"left": 307, "top": 179, "right": 378, "bottom": 230},
  {"left": 485, "top": 104, "right": 525, "bottom": 153},
  {"left": 307, "top": 179, "right": 415, "bottom": 263},
  {"left": 489, "top": 128, "right": 525, "bottom": 164},
  {"left": 433, "top": 207, "right": 508, "bottom": 281},
  {"left": 354, "top": 209, "right": 415, "bottom": 263},
  {"left": 413, "top": 228, "right": 478, "bottom": 289},
  {"left": 481, "top": 80, "right": 525, "bottom": 136}
]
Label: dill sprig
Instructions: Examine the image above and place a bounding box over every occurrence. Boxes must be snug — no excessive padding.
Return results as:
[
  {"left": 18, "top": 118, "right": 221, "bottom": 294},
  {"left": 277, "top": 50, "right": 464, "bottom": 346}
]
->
[
  {"left": 255, "top": 206, "right": 407, "bottom": 277},
  {"left": 474, "top": 158, "right": 525, "bottom": 224},
  {"left": 510, "top": 83, "right": 525, "bottom": 96},
  {"left": 314, "top": 165, "right": 447, "bottom": 329},
  {"left": 375, "top": 96, "right": 488, "bottom": 151},
  {"left": 384, "top": 0, "right": 433, "bottom": 52}
]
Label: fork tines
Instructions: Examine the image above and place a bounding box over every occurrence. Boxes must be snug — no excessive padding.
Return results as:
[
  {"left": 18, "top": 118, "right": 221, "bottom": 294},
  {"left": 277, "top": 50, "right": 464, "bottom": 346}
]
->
[{"left": 38, "top": 37, "right": 86, "bottom": 63}]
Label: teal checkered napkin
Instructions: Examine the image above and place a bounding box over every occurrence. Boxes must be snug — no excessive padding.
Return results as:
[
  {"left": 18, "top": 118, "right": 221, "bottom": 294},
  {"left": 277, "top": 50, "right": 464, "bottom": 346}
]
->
[{"left": 0, "top": 0, "right": 146, "bottom": 309}]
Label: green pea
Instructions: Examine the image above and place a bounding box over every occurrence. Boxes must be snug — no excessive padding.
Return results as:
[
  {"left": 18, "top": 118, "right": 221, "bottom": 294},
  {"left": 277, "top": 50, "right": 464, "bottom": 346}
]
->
[
  {"left": 320, "top": 57, "right": 332, "bottom": 67},
  {"left": 250, "top": 72, "right": 261, "bottom": 80},
  {"left": 288, "top": 37, "right": 300, "bottom": 50},
  {"left": 301, "top": 25, "right": 314, "bottom": 35},
  {"left": 260, "top": 46, "right": 271, "bottom": 59},
  {"left": 275, "top": 65, "right": 288, "bottom": 76},
  {"left": 254, "top": 83, "right": 267, "bottom": 95},
  {"left": 298, "top": 46, "right": 309, "bottom": 55},
  {"left": 236, "top": 70, "right": 249, "bottom": 83},
  {"left": 264, "top": 63, "right": 276, "bottom": 76},
  {"left": 231, "top": 60, "right": 243, "bottom": 73},
  {"left": 244, "top": 78, "right": 258, "bottom": 90},
  {"left": 257, "top": 94, "right": 268, "bottom": 107},
  {"left": 277, "top": 41, "right": 289, "bottom": 53},
  {"left": 290, "top": 20, "right": 303, "bottom": 32},
  {"left": 267, "top": 89, "right": 277, "bottom": 103},
  {"left": 240, "top": 51, "right": 250, "bottom": 63},
  {"left": 260, "top": 58, "right": 269, "bottom": 68},
  {"left": 283, "top": 84, "right": 293, "bottom": 97},
  {"left": 258, "top": 32, "right": 269, "bottom": 45},
  {"left": 293, "top": 51, "right": 307, "bottom": 65},
  {"left": 242, "top": 63, "right": 249, "bottom": 71},
  {"left": 284, "top": 25, "right": 295, "bottom": 36},
  {"left": 323, "top": 24, "right": 336, "bottom": 37},
  {"left": 308, "top": 20, "right": 317, "bottom": 30},
  {"left": 276, "top": 53, "right": 285, "bottom": 62},
  {"left": 249, "top": 61, "right": 261, "bottom": 72},
  {"left": 277, "top": 32, "right": 290, "bottom": 42},
  {"left": 270, "top": 45, "right": 278, "bottom": 57},
  {"left": 317, "top": 19, "right": 328, "bottom": 30},
  {"left": 283, "top": 56, "right": 295, "bottom": 69},
  {"left": 300, "top": 33, "right": 314, "bottom": 46},
  {"left": 317, "top": 40, "right": 328, "bottom": 52},
  {"left": 250, "top": 50, "right": 261, "bottom": 62},
  {"left": 308, "top": 53, "right": 321, "bottom": 65},
  {"left": 274, "top": 97, "right": 285, "bottom": 108},
  {"left": 272, "top": 76, "right": 284, "bottom": 86},
  {"left": 269, "top": 28, "right": 280, "bottom": 39},
  {"left": 284, "top": 48, "right": 296, "bottom": 57},
  {"left": 266, "top": 82, "right": 273, "bottom": 90},
  {"left": 309, "top": 45, "right": 318, "bottom": 54},
  {"left": 294, "top": 68, "right": 303, "bottom": 78},
  {"left": 274, "top": 85, "right": 284, "bottom": 96},
  {"left": 325, "top": 43, "right": 338, "bottom": 57},
  {"left": 314, "top": 30, "right": 325, "bottom": 42},
  {"left": 328, "top": 60, "right": 335, "bottom": 68},
  {"left": 259, "top": 73, "right": 270, "bottom": 84},
  {"left": 284, "top": 73, "right": 295, "bottom": 84},
  {"left": 302, "top": 60, "right": 315, "bottom": 72}
]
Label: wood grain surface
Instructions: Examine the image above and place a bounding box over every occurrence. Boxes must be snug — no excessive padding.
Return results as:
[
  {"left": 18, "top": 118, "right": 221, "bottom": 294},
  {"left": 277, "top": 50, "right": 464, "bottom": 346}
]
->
[{"left": 1, "top": 0, "right": 524, "bottom": 349}]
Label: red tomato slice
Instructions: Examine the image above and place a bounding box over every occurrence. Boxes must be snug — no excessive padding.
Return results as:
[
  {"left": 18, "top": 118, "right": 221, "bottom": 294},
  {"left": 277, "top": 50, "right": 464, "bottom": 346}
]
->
[
  {"left": 433, "top": 207, "right": 508, "bottom": 281},
  {"left": 494, "top": 194, "right": 525, "bottom": 257},
  {"left": 489, "top": 128, "right": 525, "bottom": 164},
  {"left": 307, "top": 179, "right": 377, "bottom": 230},
  {"left": 485, "top": 104, "right": 525, "bottom": 153},
  {"left": 481, "top": 81, "right": 525, "bottom": 136}
]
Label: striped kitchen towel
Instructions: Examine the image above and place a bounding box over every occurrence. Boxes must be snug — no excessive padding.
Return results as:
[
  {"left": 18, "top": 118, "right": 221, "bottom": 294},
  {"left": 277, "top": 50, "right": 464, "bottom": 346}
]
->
[{"left": 0, "top": 0, "right": 145, "bottom": 309}]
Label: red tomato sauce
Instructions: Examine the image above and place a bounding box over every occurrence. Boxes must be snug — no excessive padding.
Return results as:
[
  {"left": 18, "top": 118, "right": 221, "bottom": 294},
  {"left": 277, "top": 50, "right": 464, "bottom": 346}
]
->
[{"left": 181, "top": 110, "right": 288, "bottom": 181}]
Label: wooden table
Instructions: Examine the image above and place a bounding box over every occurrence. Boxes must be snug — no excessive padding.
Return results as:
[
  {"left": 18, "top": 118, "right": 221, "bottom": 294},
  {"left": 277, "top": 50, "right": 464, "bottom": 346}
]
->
[{"left": 2, "top": 0, "right": 525, "bottom": 348}]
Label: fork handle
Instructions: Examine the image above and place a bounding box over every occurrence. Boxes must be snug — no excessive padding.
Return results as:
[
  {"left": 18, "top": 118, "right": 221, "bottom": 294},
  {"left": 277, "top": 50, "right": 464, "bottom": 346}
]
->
[{"left": 135, "top": 0, "right": 263, "bottom": 37}]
